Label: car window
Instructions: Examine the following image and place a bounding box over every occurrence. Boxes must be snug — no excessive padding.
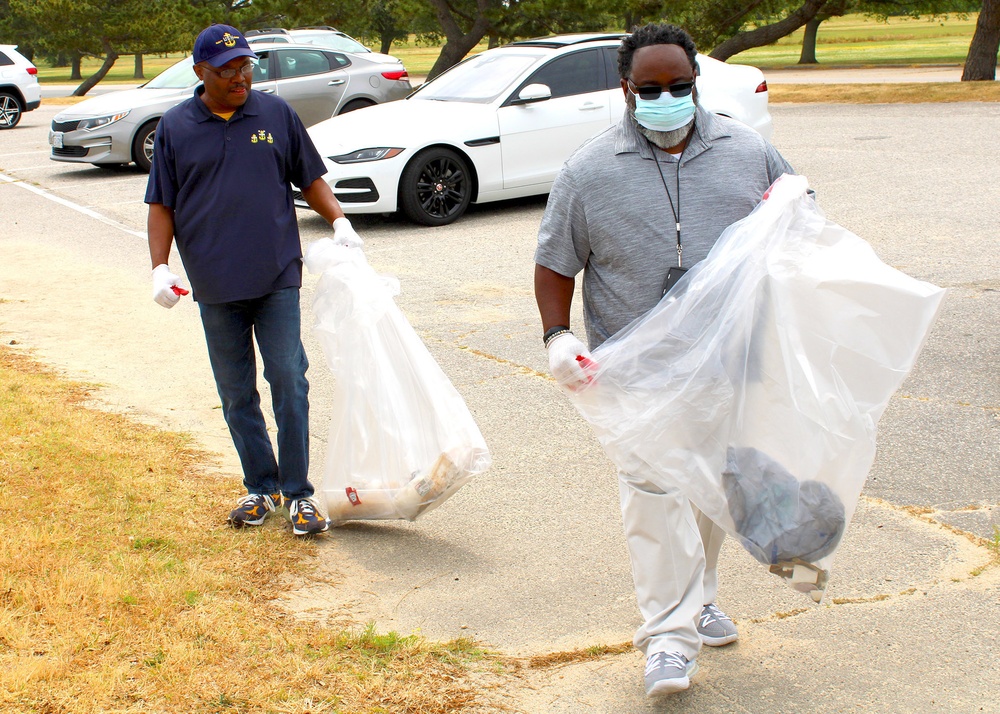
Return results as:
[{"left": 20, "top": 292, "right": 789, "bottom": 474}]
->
[
  {"left": 276, "top": 48, "right": 333, "bottom": 79},
  {"left": 291, "top": 32, "right": 369, "bottom": 53},
  {"left": 144, "top": 57, "right": 199, "bottom": 89},
  {"left": 0, "top": 51, "right": 12, "bottom": 66},
  {"left": 251, "top": 51, "right": 271, "bottom": 82},
  {"left": 516, "top": 49, "right": 602, "bottom": 100},
  {"left": 412, "top": 51, "right": 544, "bottom": 104},
  {"left": 327, "top": 52, "right": 351, "bottom": 69},
  {"left": 602, "top": 46, "right": 620, "bottom": 90}
]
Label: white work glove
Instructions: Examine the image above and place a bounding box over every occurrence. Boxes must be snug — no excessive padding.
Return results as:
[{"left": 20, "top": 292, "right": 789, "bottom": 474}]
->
[
  {"left": 332, "top": 216, "right": 364, "bottom": 248},
  {"left": 546, "top": 331, "right": 596, "bottom": 391},
  {"left": 151, "top": 264, "right": 187, "bottom": 309}
]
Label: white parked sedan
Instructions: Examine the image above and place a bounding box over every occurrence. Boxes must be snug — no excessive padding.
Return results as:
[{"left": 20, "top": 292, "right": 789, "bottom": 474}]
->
[{"left": 301, "top": 33, "right": 772, "bottom": 226}]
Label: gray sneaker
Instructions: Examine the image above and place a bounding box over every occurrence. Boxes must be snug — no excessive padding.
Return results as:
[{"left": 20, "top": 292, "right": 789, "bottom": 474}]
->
[
  {"left": 644, "top": 651, "right": 698, "bottom": 697},
  {"left": 698, "top": 603, "right": 738, "bottom": 646}
]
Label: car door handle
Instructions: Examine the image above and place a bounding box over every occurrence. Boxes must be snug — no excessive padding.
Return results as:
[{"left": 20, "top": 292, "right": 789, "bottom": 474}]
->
[
  {"left": 328, "top": 79, "right": 346, "bottom": 86},
  {"left": 579, "top": 102, "right": 604, "bottom": 111},
  {"left": 259, "top": 88, "right": 275, "bottom": 94}
]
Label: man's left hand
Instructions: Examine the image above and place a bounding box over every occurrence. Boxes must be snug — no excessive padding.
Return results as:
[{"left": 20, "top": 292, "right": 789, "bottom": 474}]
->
[{"left": 332, "top": 217, "right": 364, "bottom": 248}]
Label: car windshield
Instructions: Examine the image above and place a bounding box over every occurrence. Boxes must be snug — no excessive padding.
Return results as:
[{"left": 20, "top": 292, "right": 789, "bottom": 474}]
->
[
  {"left": 144, "top": 57, "right": 198, "bottom": 89},
  {"left": 411, "top": 51, "right": 544, "bottom": 104},
  {"left": 291, "top": 32, "right": 369, "bottom": 53}
]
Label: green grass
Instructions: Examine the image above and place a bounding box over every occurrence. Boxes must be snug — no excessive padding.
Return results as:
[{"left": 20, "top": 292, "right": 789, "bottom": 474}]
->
[
  {"left": 34, "top": 12, "right": 988, "bottom": 86},
  {"left": 34, "top": 53, "right": 188, "bottom": 85},
  {"left": 734, "top": 13, "right": 979, "bottom": 67}
]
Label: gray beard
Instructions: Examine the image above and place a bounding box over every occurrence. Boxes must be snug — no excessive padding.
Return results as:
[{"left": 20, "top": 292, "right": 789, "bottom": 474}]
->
[
  {"left": 627, "top": 94, "right": 695, "bottom": 151},
  {"left": 637, "top": 119, "right": 694, "bottom": 151}
]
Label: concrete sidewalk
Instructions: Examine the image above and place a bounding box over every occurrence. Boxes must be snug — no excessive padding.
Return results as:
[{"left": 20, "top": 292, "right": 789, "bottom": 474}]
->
[{"left": 763, "top": 64, "right": 965, "bottom": 83}]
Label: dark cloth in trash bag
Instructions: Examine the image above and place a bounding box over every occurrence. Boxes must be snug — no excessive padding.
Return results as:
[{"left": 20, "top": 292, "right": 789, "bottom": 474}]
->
[{"left": 722, "top": 446, "right": 845, "bottom": 565}]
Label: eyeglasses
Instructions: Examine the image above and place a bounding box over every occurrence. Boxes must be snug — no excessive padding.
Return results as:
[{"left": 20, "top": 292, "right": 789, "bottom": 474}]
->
[
  {"left": 627, "top": 78, "right": 694, "bottom": 101},
  {"left": 201, "top": 61, "right": 257, "bottom": 79}
]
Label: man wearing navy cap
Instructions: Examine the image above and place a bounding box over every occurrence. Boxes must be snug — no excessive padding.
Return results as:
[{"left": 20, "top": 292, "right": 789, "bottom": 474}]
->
[{"left": 145, "top": 24, "right": 361, "bottom": 536}]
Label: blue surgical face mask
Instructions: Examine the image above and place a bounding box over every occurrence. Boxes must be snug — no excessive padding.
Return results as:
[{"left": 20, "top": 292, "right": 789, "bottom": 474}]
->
[{"left": 631, "top": 90, "right": 696, "bottom": 132}]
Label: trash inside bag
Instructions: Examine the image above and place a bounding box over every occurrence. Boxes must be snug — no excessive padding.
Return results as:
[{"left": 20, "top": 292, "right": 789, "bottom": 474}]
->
[
  {"left": 304, "top": 239, "right": 491, "bottom": 525},
  {"left": 722, "top": 446, "right": 845, "bottom": 566},
  {"left": 568, "top": 175, "right": 945, "bottom": 602}
]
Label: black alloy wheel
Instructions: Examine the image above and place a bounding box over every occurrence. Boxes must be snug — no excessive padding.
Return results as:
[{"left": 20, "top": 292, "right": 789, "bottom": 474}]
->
[
  {"left": 399, "top": 147, "right": 472, "bottom": 226},
  {"left": 0, "top": 92, "right": 23, "bottom": 129}
]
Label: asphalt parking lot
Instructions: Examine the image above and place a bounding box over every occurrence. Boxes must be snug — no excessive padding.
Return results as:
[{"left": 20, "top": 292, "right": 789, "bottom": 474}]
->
[{"left": 1, "top": 99, "right": 998, "bottom": 712}]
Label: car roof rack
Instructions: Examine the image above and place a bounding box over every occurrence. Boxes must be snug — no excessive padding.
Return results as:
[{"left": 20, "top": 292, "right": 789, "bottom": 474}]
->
[
  {"left": 507, "top": 33, "right": 626, "bottom": 48},
  {"left": 294, "top": 26, "right": 341, "bottom": 32},
  {"left": 246, "top": 28, "right": 290, "bottom": 36}
]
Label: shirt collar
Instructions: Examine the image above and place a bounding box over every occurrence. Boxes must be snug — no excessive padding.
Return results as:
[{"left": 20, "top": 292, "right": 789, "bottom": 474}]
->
[
  {"left": 614, "top": 105, "right": 732, "bottom": 161},
  {"left": 190, "top": 85, "right": 260, "bottom": 123}
]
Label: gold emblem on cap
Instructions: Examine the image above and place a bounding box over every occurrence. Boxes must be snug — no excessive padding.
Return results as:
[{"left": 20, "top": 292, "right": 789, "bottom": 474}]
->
[{"left": 215, "top": 32, "right": 238, "bottom": 48}]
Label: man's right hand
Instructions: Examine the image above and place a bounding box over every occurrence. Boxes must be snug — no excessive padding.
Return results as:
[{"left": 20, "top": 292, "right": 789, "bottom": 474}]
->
[
  {"left": 546, "top": 331, "right": 595, "bottom": 391},
  {"left": 152, "top": 264, "right": 184, "bottom": 309}
]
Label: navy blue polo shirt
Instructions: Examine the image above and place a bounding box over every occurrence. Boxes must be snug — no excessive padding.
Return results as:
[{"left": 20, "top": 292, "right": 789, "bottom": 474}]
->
[{"left": 145, "top": 87, "right": 327, "bottom": 304}]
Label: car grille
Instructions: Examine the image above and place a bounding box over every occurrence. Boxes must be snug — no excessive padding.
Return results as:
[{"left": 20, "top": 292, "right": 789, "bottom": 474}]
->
[
  {"left": 52, "top": 146, "right": 89, "bottom": 157},
  {"left": 334, "top": 178, "right": 379, "bottom": 204},
  {"left": 52, "top": 119, "right": 81, "bottom": 132}
]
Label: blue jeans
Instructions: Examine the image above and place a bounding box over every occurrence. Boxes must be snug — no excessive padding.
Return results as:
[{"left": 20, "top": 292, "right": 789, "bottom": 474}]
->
[{"left": 198, "top": 287, "right": 312, "bottom": 500}]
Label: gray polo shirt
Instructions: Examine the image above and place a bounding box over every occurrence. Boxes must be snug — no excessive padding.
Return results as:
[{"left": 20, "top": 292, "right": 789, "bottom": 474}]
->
[{"left": 536, "top": 106, "right": 794, "bottom": 348}]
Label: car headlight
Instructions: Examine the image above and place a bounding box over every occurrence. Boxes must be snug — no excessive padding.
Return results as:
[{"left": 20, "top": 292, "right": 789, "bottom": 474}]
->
[
  {"left": 77, "top": 111, "right": 130, "bottom": 131},
  {"left": 330, "top": 147, "right": 404, "bottom": 164}
]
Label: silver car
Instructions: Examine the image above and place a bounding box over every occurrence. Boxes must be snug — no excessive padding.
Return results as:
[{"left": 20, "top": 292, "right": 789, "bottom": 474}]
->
[{"left": 48, "top": 40, "right": 412, "bottom": 172}]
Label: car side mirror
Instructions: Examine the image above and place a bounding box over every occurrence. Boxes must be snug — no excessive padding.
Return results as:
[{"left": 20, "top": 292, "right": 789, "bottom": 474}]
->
[{"left": 510, "top": 83, "right": 552, "bottom": 105}]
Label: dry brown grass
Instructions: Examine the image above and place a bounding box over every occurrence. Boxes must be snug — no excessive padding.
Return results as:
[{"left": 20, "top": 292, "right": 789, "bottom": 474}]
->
[
  {"left": 769, "top": 81, "right": 1000, "bottom": 103},
  {"left": 0, "top": 347, "right": 503, "bottom": 713}
]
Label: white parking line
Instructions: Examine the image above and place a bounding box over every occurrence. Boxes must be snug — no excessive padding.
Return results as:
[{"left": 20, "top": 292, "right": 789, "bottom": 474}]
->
[
  {"left": 1, "top": 164, "right": 65, "bottom": 171},
  {"left": 0, "top": 170, "right": 146, "bottom": 239}
]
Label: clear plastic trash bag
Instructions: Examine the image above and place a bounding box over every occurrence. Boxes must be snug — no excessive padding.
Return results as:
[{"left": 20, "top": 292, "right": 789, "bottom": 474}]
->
[
  {"left": 567, "top": 175, "right": 945, "bottom": 602},
  {"left": 304, "top": 239, "right": 491, "bottom": 525}
]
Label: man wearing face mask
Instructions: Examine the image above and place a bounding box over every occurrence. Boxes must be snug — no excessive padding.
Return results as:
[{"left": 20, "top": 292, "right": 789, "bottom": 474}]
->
[{"left": 534, "top": 23, "right": 797, "bottom": 697}]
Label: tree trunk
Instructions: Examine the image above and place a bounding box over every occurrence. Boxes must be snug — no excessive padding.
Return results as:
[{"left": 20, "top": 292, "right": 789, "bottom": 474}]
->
[
  {"left": 425, "top": 0, "right": 494, "bottom": 80},
  {"left": 799, "top": 17, "right": 821, "bottom": 64},
  {"left": 73, "top": 41, "right": 120, "bottom": 96},
  {"left": 70, "top": 54, "right": 82, "bottom": 81},
  {"left": 380, "top": 33, "right": 394, "bottom": 55},
  {"left": 133, "top": 53, "right": 144, "bottom": 79},
  {"left": 710, "top": 0, "right": 831, "bottom": 62},
  {"left": 962, "top": 0, "right": 1000, "bottom": 81}
]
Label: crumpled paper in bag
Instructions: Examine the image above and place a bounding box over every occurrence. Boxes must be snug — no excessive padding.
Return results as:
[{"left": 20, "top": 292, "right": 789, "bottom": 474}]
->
[
  {"left": 305, "top": 239, "right": 491, "bottom": 524},
  {"left": 567, "top": 174, "right": 946, "bottom": 602}
]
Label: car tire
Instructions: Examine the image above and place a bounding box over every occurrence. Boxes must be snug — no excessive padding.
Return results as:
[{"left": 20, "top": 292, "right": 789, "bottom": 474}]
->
[
  {"left": 0, "top": 92, "right": 23, "bottom": 129},
  {"left": 339, "top": 99, "right": 375, "bottom": 115},
  {"left": 399, "top": 148, "right": 472, "bottom": 226},
  {"left": 132, "top": 119, "right": 158, "bottom": 172}
]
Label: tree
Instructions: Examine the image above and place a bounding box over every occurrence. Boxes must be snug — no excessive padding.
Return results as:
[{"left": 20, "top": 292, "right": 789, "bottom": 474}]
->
[
  {"left": 963, "top": 0, "right": 1000, "bottom": 79},
  {"left": 10, "top": 0, "right": 189, "bottom": 95},
  {"left": 424, "top": 0, "right": 500, "bottom": 80},
  {"left": 797, "top": 0, "right": 848, "bottom": 63}
]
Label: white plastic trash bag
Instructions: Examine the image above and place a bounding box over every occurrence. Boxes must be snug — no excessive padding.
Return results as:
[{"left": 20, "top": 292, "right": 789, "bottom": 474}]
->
[
  {"left": 568, "top": 174, "right": 945, "bottom": 602},
  {"left": 305, "top": 239, "right": 491, "bottom": 525}
]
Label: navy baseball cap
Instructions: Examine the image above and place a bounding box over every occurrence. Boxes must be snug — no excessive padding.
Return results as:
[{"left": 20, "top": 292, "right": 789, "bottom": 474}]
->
[{"left": 192, "top": 24, "right": 257, "bottom": 68}]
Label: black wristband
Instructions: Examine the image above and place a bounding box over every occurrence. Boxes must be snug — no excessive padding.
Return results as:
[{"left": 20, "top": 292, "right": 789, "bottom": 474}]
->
[{"left": 543, "top": 325, "right": 571, "bottom": 347}]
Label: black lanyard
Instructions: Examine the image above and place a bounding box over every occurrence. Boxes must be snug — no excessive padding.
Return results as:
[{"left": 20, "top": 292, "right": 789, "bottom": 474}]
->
[{"left": 652, "top": 146, "right": 683, "bottom": 268}]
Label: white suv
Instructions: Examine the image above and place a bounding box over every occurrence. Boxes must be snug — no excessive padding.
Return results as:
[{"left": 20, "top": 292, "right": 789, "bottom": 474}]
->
[{"left": 0, "top": 44, "right": 41, "bottom": 129}]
